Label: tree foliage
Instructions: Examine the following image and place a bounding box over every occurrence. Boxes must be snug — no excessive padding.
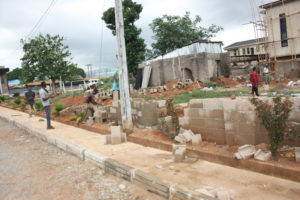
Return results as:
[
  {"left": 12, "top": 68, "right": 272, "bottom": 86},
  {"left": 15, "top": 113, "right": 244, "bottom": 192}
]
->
[
  {"left": 7, "top": 68, "right": 23, "bottom": 81},
  {"left": 149, "top": 12, "right": 223, "bottom": 57},
  {"left": 251, "top": 97, "right": 299, "bottom": 158},
  {"left": 73, "top": 67, "right": 86, "bottom": 78},
  {"left": 102, "top": 0, "right": 146, "bottom": 75},
  {"left": 20, "top": 34, "right": 81, "bottom": 84}
]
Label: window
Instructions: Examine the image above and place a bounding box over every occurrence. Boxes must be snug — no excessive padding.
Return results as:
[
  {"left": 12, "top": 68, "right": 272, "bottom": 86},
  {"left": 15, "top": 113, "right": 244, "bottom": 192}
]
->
[
  {"left": 243, "top": 48, "right": 246, "bottom": 55},
  {"left": 279, "top": 13, "right": 288, "bottom": 47},
  {"left": 251, "top": 48, "right": 254, "bottom": 55},
  {"left": 247, "top": 48, "right": 250, "bottom": 54}
]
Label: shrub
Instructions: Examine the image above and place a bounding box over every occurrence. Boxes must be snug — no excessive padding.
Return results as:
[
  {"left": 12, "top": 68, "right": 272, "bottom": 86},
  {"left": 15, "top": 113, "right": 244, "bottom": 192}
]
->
[
  {"left": 35, "top": 101, "right": 43, "bottom": 112},
  {"left": 0, "top": 96, "right": 5, "bottom": 103},
  {"left": 20, "top": 103, "right": 26, "bottom": 111},
  {"left": 251, "top": 97, "right": 299, "bottom": 158},
  {"left": 166, "top": 97, "right": 180, "bottom": 139},
  {"left": 14, "top": 97, "right": 21, "bottom": 105},
  {"left": 52, "top": 103, "right": 64, "bottom": 116},
  {"left": 69, "top": 115, "right": 77, "bottom": 121},
  {"left": 13, "top": 92, "right": 20, "bottom": 97}
]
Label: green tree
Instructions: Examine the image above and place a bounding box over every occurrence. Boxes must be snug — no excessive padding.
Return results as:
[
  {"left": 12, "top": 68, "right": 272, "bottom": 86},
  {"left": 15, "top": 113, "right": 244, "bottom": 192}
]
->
[
  {"left": 102, "top": 0, "right": 146, "bottom": 75},
  {"left": 149, "top": 12, "right": 223, "bottom": 57},
  {"left": 7, "top": 68, "right": 23, "bottom": 81},
  {"left": 20, "top": 34, "right": 80, "bottom": 89},
  {"left": 73, "top": 67, "right": 86, "bottom": 78}
]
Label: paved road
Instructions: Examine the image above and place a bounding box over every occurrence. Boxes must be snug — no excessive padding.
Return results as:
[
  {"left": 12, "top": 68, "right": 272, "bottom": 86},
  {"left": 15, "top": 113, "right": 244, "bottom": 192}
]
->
[{"left": 0, "top": 119, "right": 162, "bottom": 200}]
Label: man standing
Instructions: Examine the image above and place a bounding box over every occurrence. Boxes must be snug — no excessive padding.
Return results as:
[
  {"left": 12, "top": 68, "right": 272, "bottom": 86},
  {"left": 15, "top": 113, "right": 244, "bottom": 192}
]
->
[
  {"left": 25, "top": 86, "right": 36, "bottom": 117},
  {"left": 39, "top": 81, "right": 55, "bottom": 129},
  {"left": 251, "top": 67, "right": 259, "bottom": 96},
  {"left": 263, "top": 65, "right": 270, "bottom": 85}
]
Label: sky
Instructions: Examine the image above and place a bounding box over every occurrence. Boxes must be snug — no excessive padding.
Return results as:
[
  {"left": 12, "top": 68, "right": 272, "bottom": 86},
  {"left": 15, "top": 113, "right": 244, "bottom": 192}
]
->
[{"left": 0, "top": 0, "right": 273, "bottom": 74}]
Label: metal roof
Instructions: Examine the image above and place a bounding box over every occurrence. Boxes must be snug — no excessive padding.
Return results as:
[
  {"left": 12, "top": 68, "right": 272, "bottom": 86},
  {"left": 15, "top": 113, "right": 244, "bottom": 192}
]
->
[
  {"left": 145, "top": 41, "right": 222, "bottom": 63},
  {"left": 224, "top": 38, "right": 266, "bottom": 50},
  {"left": 259, "top": 0, "right": 298, "bottom": 9}
]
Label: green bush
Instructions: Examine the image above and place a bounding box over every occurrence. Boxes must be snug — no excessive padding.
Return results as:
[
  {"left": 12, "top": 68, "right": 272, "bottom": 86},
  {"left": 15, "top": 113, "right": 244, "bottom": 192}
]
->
[
  {"left": 52, "top": 103, "right": 64, "bottom": 116},
  {"left": 35, "top": 101, "right": 43, "bottom": 112},
  {"left": 13, "top": 92, "right": 20, "bottom": 97},
  {"left": 14, "top": 97, "right": 21, "bottom": 105},
  {"left": 0, "top": 96, "right": 5, "bottom": 103},
  {"left": 251, "top": 97, "right": 299, "bottom": 158},
  {"left": 20, "top": 103, "right": 26, "bottom": 111},
  {"left": 98, "top": 77, "right": 113, "bottom": 91}
]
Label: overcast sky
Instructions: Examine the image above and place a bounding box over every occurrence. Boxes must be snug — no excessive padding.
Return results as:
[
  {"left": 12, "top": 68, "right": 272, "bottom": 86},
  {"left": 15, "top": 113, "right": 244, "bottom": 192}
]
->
[{"left": 0, "top": 0, "right": 272, "bottom": 73}]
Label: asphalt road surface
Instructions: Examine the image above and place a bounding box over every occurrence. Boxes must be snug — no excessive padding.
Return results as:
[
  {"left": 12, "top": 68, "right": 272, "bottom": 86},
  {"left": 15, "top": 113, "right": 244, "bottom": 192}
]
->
[{"left": 0, "top": 119, "right": 162, "bottom": 200}]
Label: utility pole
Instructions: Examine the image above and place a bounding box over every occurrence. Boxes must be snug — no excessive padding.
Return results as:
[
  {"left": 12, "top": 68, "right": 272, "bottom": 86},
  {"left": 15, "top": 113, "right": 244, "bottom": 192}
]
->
[{"left": 114, "top": 0, "right": 133, "bottom": 131}]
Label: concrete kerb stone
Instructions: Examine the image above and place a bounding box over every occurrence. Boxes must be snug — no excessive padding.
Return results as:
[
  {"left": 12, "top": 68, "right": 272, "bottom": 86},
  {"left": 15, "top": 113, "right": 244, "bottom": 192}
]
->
[
  {"left": 0, "top": 112, "right": 217, "bottom": 200},
  {"left": 84, "top": 149, "right": 108, "bottom": 169}
]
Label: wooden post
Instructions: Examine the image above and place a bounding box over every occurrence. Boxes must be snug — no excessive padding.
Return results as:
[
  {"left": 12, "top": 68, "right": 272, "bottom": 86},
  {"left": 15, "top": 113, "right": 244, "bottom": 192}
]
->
[{"left": 114, "top": 0, "right": 133, "bottom": 131}]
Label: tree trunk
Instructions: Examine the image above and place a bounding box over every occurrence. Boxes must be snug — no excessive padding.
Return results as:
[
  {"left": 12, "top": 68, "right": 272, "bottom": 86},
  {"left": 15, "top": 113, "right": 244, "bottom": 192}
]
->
[{"left": 51, "top": 79, "right": 56, "bottom": 94}]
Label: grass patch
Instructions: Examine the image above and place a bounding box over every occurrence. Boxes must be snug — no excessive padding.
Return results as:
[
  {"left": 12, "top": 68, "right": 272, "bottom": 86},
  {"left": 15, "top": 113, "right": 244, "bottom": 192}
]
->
[{"left": 173, "top": 90, "right": 249, "bottom": 104}]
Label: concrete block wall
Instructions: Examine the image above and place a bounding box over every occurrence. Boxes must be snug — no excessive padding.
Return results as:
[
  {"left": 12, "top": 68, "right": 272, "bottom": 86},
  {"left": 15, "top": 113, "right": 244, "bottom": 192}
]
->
[
  {"left": 107, "top": 99, "right": 163, "bottom": 129},
  {"left": 181, "top": 97, "right": 300, "bottom": 145}
]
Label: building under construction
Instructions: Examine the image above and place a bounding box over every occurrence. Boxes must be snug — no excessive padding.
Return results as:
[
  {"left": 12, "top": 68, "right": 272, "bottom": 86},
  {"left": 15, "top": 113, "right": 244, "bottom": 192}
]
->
[{"left": 226, "top": 0, "right": 300, "bottom": 79}]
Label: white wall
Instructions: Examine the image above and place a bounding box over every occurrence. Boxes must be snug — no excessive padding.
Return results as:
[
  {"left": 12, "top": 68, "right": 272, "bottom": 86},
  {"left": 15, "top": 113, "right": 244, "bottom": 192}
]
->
[{"left": 266, "top": 1, "right": 300, "bottom": 58}]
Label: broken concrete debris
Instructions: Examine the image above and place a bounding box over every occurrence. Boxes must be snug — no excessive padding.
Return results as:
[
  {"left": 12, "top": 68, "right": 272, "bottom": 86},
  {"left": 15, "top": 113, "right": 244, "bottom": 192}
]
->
[
  {"left": 195, "top": 186, "right": 235, "bottom": 200},
  {"left": 254, "top": 149, "right": 271, "bottom": 161},
  {"left": 234, "top": 144, "right": 256, "bottom": 160},
  {"left": 86, "top": 116, "right": 94, "bottom": 126},
  {"left": 174, "top": 129, "right": 202, "bottom": 145}
]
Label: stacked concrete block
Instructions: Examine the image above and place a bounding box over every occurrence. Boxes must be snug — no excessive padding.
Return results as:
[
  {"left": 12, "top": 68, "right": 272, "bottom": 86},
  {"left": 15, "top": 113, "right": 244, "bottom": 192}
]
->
[
  {"left": 105, "top": 126, "right": 127, "bottom": 145},
  {"left": 172, "top": 144, "right": 186, "bottom": 162},
  {"left": 234, "top": 144, "right": 256, "bottom": 160}
]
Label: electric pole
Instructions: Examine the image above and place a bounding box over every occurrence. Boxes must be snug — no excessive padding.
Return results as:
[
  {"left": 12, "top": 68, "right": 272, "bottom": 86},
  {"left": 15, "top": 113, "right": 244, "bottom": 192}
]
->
[{"left": 114, "top": 0, "right": 133, "bottom": 131}]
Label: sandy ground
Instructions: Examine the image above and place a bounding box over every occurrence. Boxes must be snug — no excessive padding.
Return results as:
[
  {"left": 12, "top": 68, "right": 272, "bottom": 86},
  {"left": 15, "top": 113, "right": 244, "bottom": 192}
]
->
[
  {"left": 1, "top": 107, "right": 300, "bottom": 200},
  {"left": 0, "top": 119, "right": 162, "bottom": 200}
]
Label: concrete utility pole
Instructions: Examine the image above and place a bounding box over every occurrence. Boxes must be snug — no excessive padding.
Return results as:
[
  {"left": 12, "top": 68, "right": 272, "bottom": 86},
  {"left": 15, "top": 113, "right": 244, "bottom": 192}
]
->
[{"left": 114, "top": 0, "right": 133, "bottom": 131}]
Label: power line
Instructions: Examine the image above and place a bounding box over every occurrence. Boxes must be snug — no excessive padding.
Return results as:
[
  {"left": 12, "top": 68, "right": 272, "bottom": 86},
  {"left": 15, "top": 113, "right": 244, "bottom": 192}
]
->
[
  {"left": 25, "top": 0, "right": 58, "bottom": 40},
  {"left": 99, "top": 0, "right": 106, "bottom": 77}
]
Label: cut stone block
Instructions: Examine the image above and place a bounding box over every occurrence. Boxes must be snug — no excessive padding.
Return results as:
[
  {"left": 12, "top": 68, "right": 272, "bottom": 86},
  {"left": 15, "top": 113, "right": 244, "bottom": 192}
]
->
[
  {"left": 174, "top": 134, "right": 186, "bottom": 143},
  {"left": 234, "top": 144, "right": 256, "bottom": 160},
  {"left": 254, "top": 149, "right": 271, "bottom": 161},
  {"left": 182, "top": 129, "right": 194, "bottom": 142},
  {"left": 111, "top": 125, "right": 121, "bottom": 136},
  {"left": 296, "top": 147, "right": 300, "bottom": 163},
  {"left": 111, "top": 134, "right": 121, "bottom": 145},
  {"left": 192, "top": 134, "right": 202, "bottom": 145},
  {"left": 113, "top": 90, "right": 119, "bottom": 101},
  {"left": 112, "top": 100, "right": 118, "bottom": 107},
  {"left": 172, "top": 144, "right": 186, "bottom": 155},
  {"left": 174, "top": 147, "right": 186, "bottom": 162}
]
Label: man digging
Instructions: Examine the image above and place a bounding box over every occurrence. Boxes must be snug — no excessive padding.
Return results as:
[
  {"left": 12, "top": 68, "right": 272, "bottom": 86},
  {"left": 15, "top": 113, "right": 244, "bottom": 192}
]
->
[{"left": 83, "top": 88, "right": 101, "bottom": 121}]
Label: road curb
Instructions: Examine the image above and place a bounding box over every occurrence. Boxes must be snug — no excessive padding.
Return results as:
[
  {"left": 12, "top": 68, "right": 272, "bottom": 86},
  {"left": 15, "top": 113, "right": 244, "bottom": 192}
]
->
[{"left": 0, "top": 113, "right": 215, "bottom": 200}]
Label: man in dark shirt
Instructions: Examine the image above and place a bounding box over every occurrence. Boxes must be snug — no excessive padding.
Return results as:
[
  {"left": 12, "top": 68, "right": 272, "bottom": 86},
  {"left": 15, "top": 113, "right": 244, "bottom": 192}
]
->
[
  {"left": 84, "top": 88, "right": 100, "bottom": 118},
  {"left": 25, "top": 86, "right": 36, "bottom": 117}
]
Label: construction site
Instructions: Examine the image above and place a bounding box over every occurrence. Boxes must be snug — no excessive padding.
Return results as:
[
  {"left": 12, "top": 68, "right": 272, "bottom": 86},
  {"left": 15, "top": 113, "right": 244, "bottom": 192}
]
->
[{"left": 0, "top": 0, "right": 300, "bottom": 200}]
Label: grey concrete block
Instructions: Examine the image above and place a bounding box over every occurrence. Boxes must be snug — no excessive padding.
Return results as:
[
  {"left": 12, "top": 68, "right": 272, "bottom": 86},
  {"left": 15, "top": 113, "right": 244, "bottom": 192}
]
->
[
  {"left": 111, "top": 134, "right": 121, "bottom": 145},
  {"left": 105, "top": 135, "right": 111, "bottom": 144},
  {"left": 110, "top": 107, "right": 117, "bottom": 113},
  {"left": 134, "top": 170, "right": 170, "bottom": 199},
  {"left": 65, "top": 142, "right": 85, "bottom": 161},
  {"left": 84, "top": 149, "right": 108, "bottom": 169},
  {"left": 174, "top": 147, "right": 186, "bottom": 162},
  {"left": 121, "top": 133, "right": 127, "bottom": 143},
  {"left": 296, "top": 147, "right": 300, "bottom": 163},
  {"left": 55, "top": 137, "right": 68, "bottom": 151},
  {"left": 254, "top": 149, "right": 271, "bottom": 161},
  {"left": 111, "top": 125, "right": 121, "bottom": 136},
  {"left": 46, "top": 134, "right": 57, "bottom": 145},
  {"left": 104, "top": 158, "right": 133, "bottom": 181}
]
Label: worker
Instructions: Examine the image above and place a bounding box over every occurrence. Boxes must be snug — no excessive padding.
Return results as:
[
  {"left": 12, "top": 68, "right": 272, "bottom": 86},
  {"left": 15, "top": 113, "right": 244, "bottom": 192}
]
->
[
  {"left": 84, "top": 88, "right": 101, "bottom": 118},
  {"left": 263, "top": 65, "right": 270, "bottom": 85}
]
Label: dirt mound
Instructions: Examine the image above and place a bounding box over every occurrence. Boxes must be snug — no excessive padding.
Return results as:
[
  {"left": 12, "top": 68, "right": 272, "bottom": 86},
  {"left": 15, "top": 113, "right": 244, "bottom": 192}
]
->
[
  {"left": 165, "top": 79, "right": 179, "bottom": 90},
  {"left": 215, "top": 77, "right": 241, "bottom": 88},
  {"left": 57, "top": 96, "right": 85, "bottom": 107}
]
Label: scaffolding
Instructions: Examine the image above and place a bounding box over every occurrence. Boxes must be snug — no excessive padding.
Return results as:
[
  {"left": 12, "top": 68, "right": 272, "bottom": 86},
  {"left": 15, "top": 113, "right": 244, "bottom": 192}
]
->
[{"left": 250, "top": 0, "right": 300, "bottom": 73}]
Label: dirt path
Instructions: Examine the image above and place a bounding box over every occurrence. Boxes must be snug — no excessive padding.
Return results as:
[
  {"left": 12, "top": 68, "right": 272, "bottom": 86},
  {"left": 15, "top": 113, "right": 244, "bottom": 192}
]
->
[{"left": 0, "top": 120, "right": 162, "bottom": 200}]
